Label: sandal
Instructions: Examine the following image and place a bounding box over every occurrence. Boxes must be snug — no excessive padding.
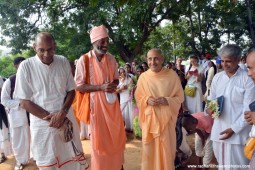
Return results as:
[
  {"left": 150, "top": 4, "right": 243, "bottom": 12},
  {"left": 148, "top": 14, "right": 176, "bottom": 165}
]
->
[
  {"left": 14, "top": 163, "right": 24, "bottom": 170},
  {"left": 0, "top": 154, "right": 7, "bottom": 163}
]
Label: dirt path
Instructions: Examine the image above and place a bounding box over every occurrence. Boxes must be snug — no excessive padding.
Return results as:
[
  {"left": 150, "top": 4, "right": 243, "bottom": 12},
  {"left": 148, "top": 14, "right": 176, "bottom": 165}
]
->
[{"left": 0, "top": 133, "right": 217, "bottom": 170}]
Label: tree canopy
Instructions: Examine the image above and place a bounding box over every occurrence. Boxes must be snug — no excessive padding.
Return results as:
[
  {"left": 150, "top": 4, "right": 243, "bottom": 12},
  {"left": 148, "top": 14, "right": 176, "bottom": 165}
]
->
[{"left": 0, "top": 0, "right": 255, "bottom": 65}]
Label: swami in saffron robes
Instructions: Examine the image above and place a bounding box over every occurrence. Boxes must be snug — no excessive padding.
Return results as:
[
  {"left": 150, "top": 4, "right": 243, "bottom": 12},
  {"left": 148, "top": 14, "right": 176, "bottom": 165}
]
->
[{"left": 135, "top": 48, "right": 184, "bottom": 170}]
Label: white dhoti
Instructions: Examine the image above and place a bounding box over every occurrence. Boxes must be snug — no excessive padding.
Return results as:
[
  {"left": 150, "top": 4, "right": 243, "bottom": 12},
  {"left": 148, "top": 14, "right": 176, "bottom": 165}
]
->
[
  {"left": 80, "top": 122, "right": 90, "bottom": 140},
  {"left": 179, "top": 128, "right": 192, "bottom": 158},
  {"left": 120, "top": 101, "right": 133, "bottom": 130},
  {"left": 31, "top": 112, "right": 88, "bottom": 170},
  {"left": 0, "top": 121, "right": 12, "bottom": 155},
  {"left": 10, "top": 124, "right": 30, "bottom": 164},
  {"left": 213, "top": 141, "right": 249, "bottom": 170},
  {"left": 195, "top": 133, "right": 213, "bottom": 165}
]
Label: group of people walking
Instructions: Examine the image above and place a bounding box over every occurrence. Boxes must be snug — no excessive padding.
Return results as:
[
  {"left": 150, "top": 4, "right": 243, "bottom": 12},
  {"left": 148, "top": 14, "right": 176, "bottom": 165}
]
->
[{"left": 0, "top": 24, "right": 255, "bottom": 170}]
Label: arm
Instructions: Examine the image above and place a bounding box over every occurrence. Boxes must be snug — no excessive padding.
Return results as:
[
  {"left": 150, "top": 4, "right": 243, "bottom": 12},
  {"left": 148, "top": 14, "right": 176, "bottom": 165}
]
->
[
  {"left": 1, "top": 79, "right": 20, "bottom": 110},
  {"left": 76, "top": 80, "right": 118, "bottom": 93},
  {"left": 19, "top": 99, "right": 50, "bottom": 119},
  {"left": 61, "top": 90, "right": 75, "bottom": 113},
  {"left": 75, "top": 56, "right": 118, "bottom": 93},
  {"left": 196, "top": 129, "right": 209, "bottom": 146},
  {"left": 196, "top": 73, "right": 203, "bottom": 82},
  {"left": 206, "top": 67, "right": 214, "bottom": 89},
  {"left": 205, "top": 76, "right": 217, "bottom": 115},
  {"left": 43, "top": 90, "right": 75, "bottom": 128},
  {"left": 231, "top": 78, "right": 255, "bottom": 134},
  {"left": 244, "top": 111, "right": 255, "bottom": 125}
]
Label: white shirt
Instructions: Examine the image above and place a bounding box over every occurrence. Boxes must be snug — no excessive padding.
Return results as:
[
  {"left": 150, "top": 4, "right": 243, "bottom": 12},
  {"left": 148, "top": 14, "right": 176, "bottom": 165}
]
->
[
  {"left": 208, "top": 67, "right": 255, "bottom": 144},
  {"left": 200, "top": 59, "right": 209, "bottom": 75},
  {"left": 14, "top": 55, "right": 76, "bottom": 127},
  {"left": 238, "top": 63, "right": 248, "bottom": 72},
  {"left": 1, "top": 78, "right": 28, "bottom": 128},
  {"left": 117, "top": 76, "right": 132, "bottom": 104},
  {"left": 0, "top": 77, "right": 4, "bottom": 100}
]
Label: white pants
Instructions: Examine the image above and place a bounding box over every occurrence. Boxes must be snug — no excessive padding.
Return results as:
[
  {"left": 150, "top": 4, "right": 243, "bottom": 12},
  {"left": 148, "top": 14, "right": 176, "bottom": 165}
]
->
[
  {"left": 195, "top": 133, "right": 213, "bottom": 165},
  {"left": 0, "top": 121, "right": 12, "bottom": 155},
  {"left": 39, "top": 162, "right": 88, "bottom": 170},
  {"left": 213, "top": 141, "right": 249, "bottom": 170},
  {"left": 120, "top": 101, "right": 133, "bottom": 130},
  {"left": 31, "top": 111, "right": 87, "bottom": 170},
  {"left": 80, "top": 122, "right": 90, "bottom": 140},
  {"left": 10, "top": 124, "right": 30, "bottom": 165},
  {"left": 179, "top": 128, "right": 192, "bottom": 158}
]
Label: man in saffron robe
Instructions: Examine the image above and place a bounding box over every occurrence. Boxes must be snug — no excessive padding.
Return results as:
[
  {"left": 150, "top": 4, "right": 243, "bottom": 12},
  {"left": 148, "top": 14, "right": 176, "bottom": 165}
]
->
[
  {"left": 75, "top": 25, "right": 126, "bottom": 170},
  {"left": 135, "top": 48, "right": 184, "bottom": 170}
]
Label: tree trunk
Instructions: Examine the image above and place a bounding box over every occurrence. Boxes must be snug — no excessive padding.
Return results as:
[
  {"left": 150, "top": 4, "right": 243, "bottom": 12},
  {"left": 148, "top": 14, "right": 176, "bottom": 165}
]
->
[
  {"left": 246, "top": 0, "right": 255, "bottom": 46},
  {"left": 188, "top": 1, "right": 199, "bottom": 55}
]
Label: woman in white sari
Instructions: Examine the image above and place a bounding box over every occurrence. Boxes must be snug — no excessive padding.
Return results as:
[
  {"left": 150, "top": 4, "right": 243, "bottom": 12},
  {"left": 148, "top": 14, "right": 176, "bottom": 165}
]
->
[
  {"left": 185, "top": 55, "right": 204, "bottom": 114},
  {"left": 116, "top": 68, "right": 133, "bottom": 131}
]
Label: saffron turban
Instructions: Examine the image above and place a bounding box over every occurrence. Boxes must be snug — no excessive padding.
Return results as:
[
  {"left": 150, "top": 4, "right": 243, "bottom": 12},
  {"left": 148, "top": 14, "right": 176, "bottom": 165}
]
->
[{"left": 90, "top": 25, "right": 109, "bottom": 43}]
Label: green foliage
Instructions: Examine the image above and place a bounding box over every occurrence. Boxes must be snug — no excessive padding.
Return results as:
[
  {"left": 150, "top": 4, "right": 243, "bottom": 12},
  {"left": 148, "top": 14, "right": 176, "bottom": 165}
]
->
[
  {"left": 0, "top": 0, "right": 254, "bottom": 66},
  {"left": 0, "top": 0, "right": 190, "bottom": 62},
  {"left": 133, "top": 116, "right": 142, "bottom": 138},
  {"left": 145, "top": 22, "right": 192, "bottom": 61},
  {"left": 0, "top": 50, "right": 32, "bottom": 78},
  {"left": 0, "top": 56, "right": 14, "bottom": 78}
]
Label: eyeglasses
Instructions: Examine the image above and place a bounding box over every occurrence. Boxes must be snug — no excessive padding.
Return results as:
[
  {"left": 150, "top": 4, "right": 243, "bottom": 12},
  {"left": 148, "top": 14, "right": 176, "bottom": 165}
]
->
[{"left": 36, "top": 48, "right": 55, "bottom": 55}]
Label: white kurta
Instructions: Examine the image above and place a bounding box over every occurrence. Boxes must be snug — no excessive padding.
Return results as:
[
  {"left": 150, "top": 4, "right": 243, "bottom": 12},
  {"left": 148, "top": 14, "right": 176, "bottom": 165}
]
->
[
  {"left": 185, "top": 66, "right": 203, "bottom": 114},
  {"left": 1, "top": 79, "right": 28, "bottom": 128},
  {"left": 14, "top": 55, "right": 87, "bottom": 169},
  {"left": 208, "top": 67, "right": 255, "bottom": 168},
  {"left": 1, "top": 78, "right": 30, "bottom": 164},
  {"left": 118, "top": 76, "right": 133, "bottom": 130},
  {"left": 0, "top": 77, "right": 12, "bottom": 156}
]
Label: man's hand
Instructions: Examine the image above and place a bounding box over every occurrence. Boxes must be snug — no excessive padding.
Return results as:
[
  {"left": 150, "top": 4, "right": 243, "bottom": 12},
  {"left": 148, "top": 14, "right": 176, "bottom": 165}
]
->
[
  {"left": 147, "top": 97, "right": 168, "bottom": 106},
  {"left": 244, "top": 111, "right": 255, "bottom": 125},
  {"left": 101, "top": 82, "right": 118, "bottom": 93},
  {"left": 43, "top": 110, "right": 67, "bottom": 129},
  {"left": 219, "top": 128, "right": 234, "bottom": 140},
  {"left": 205, "top": 108, "right": 214, "bottom": 116}
]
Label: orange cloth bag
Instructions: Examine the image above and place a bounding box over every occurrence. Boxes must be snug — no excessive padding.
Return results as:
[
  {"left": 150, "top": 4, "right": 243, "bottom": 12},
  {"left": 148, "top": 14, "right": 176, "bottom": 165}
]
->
[
  {"left": 244, "top": 137, "right": 255, "bottom": 160},
  {"left": 73, "top": 54, "right": 90, "bottom": 124}
]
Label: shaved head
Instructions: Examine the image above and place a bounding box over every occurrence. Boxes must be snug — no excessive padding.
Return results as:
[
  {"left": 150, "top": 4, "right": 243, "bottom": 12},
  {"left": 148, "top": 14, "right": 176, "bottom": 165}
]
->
[
  {"left": 33, "top": 32, "right": 56, "bottom": 65},
  {"left": 147, "top": 48, "right": 164, "bottom": 58},
  {"left": 35, "top": 32, "right": 55, "bottom": 45},
  {"left": 146, "top": 48, "right": 165, "bottom": 73}
]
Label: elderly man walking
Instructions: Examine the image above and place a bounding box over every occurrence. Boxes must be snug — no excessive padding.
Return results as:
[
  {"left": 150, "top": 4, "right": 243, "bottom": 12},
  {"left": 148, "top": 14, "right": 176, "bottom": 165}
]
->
[
  {"left": 14, "top": 32, "right": 88, "bottom": 170},
  {"left": 75, "top": 25, "right": 126, "bottom": 170}
]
